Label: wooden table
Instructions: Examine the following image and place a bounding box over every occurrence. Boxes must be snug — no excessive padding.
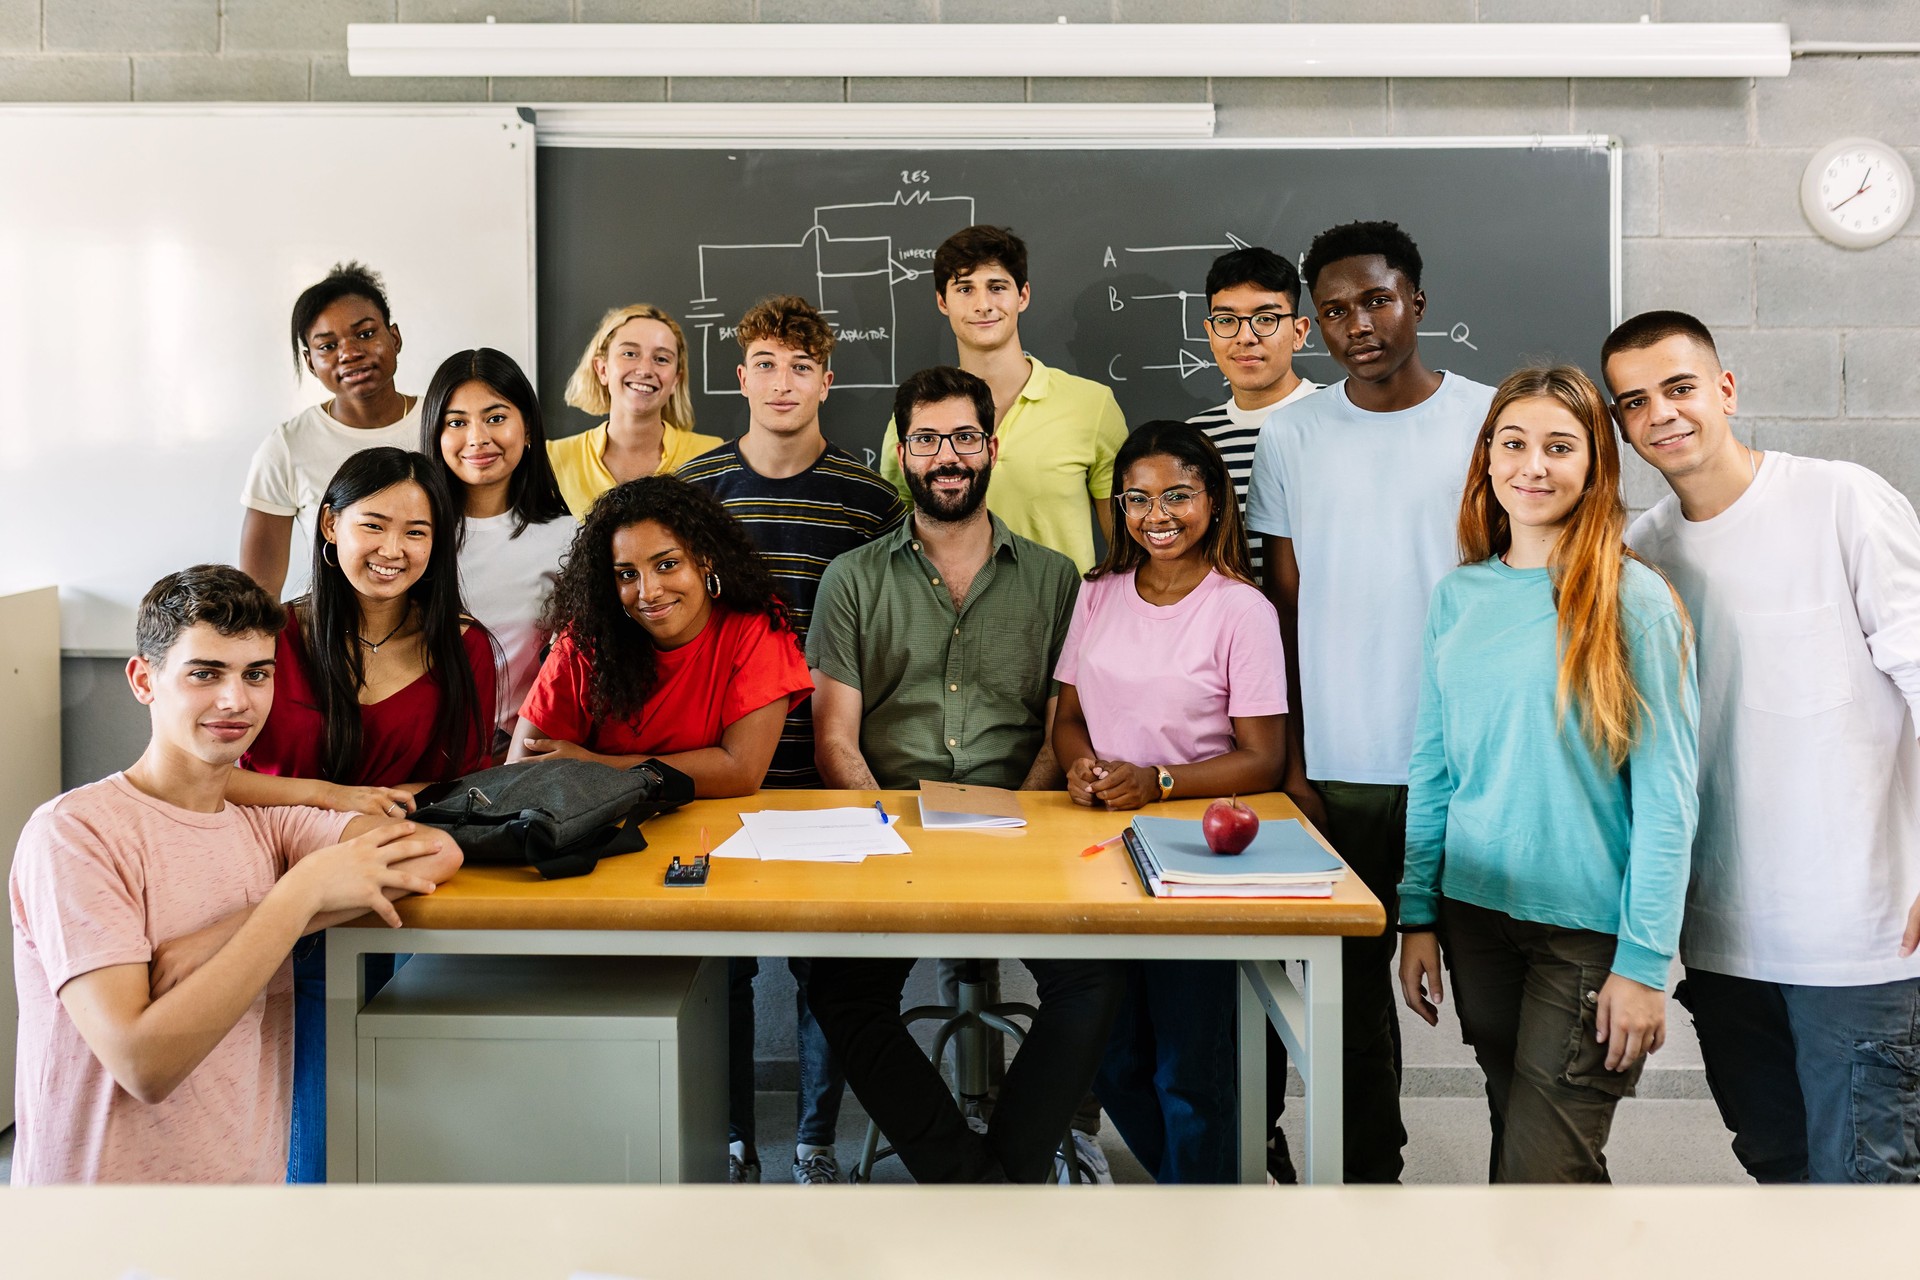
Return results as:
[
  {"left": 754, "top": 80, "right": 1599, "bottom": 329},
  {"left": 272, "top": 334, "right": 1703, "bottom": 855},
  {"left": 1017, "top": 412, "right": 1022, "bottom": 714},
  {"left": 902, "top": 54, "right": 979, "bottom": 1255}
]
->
[
  {"left": 7, "top": 1185, "right": 1913, "bottom": 1278},
  {"left": 326, "top": 790, "right": 1384, "bottom": 1184}
]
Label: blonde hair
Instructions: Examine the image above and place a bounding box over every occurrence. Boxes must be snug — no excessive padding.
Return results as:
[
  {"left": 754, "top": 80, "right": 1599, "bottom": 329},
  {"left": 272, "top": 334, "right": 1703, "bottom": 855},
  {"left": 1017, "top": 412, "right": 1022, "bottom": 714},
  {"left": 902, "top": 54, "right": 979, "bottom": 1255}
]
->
[
  {"left": 1458, "top": 365, "right": 1689, "bottom": 768},
  {"left": 563, "top": 304, "right": 696, "bottom": 430}
]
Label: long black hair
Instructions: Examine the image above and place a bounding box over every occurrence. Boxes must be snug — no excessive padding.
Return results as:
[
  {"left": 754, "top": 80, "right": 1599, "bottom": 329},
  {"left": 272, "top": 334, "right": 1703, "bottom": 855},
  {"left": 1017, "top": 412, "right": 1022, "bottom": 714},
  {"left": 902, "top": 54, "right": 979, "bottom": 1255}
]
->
[
  {"left": 419, "top": 347, "right": 569, "bottom": 545},
  {"left": 301, "top": 447, "right": 490, "bottom": 781},
  {"left": 1089, "top": 420, "right": 1256, "bottom": 587},
  {"left": 540, "top": 477, "right": 791, "bottom": 726}
]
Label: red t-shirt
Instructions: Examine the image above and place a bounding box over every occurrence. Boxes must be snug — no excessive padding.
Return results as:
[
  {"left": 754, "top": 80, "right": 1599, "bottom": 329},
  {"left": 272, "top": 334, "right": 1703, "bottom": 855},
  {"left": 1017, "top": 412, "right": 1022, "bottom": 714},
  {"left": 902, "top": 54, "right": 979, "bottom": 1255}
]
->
[
  {"left": 520, "top": 607, "right": 812, "bottom": 756},
  {"left": 241, "top": 609, "right": 496, "bottom": 786}
]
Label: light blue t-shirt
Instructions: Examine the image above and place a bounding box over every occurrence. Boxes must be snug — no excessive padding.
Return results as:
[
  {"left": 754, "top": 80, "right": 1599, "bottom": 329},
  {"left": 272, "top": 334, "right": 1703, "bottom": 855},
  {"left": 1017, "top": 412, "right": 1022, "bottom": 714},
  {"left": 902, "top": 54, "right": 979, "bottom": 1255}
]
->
[
  {"left": 1244, "top": 372, "right": 1494, "bottom": 784},
  {"left": 1396, "top": 557, "right": 1699, "bottom": 989}
]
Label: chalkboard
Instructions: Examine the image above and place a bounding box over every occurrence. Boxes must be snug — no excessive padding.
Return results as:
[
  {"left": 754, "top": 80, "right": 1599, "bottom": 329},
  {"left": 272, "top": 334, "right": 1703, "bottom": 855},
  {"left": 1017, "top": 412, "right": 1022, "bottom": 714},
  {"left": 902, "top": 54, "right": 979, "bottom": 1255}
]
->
[{"left": 536, "top": 141, "right": 1615, "bottom": 469}]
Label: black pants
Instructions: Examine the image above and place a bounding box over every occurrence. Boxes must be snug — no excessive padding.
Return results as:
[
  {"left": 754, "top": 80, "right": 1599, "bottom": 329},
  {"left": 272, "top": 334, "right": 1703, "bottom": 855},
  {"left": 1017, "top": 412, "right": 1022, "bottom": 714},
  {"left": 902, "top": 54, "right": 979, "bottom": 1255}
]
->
[
  {"left": 806, "top": 956, "right": 1125, "bottom": 1183},
  {"left": 1267, "top": 779, "right": 1409, "bottom": 1184}
]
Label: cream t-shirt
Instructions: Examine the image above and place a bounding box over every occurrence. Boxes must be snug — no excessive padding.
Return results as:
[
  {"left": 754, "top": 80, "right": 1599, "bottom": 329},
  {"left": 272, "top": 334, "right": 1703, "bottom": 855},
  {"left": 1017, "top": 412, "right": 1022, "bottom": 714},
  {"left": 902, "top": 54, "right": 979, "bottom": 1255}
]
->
[
  {"left": 8, "top": 775, "right": 351, "bottom": 1184},
  {"left": 239, "top": 399, "right": 423, "bottom": 524},
  {"left": 457, "top": 511, "right": 577, "bottom": 737}
]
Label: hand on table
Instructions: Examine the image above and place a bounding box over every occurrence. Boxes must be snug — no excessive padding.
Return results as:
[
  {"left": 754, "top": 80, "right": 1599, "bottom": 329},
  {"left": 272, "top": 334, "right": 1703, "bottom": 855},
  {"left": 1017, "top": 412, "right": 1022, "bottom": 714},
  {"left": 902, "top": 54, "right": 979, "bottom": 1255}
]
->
[
  {"left": 1088, "top": 761, "right": 1156, "bottom": 811},
  {"left": 286, "top": 822, "right": 446, "bottom": 929}
]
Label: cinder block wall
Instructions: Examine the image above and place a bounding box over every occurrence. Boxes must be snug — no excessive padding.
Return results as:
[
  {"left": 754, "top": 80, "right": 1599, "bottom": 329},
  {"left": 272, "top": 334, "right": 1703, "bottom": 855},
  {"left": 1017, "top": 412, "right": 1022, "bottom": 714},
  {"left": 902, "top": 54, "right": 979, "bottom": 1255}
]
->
[{"left": 5, "top": 1, "right": 1915, "bottom": 509}]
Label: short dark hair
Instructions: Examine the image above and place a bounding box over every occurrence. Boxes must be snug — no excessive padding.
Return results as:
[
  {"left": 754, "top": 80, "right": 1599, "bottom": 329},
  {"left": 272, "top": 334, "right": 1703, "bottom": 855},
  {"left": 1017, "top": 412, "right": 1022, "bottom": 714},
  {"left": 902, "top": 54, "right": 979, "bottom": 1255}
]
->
[
  {"left": 289, "top": 260, "right": 393, "bottom": 377},
  {"left": 892, "top": 366, "right": 996, "bottom": 439},
  {"left": 1301, "top": 220, "right": 1424, "bottom": 294},
  {"left": 1204, "top": 247, "right": 1302, "bottom": 310},
  {"left": 421, "top": 347, "right": 570, "bottom": 543},
  {"left": 1600, "top": 309, "right": 1722, "bottom": 377},
  {"left": 934, "top": 225, "right": 1029, "bottom": 294},
  {"left": 136, "top": 565, "right": 285, "bottom": 668}
]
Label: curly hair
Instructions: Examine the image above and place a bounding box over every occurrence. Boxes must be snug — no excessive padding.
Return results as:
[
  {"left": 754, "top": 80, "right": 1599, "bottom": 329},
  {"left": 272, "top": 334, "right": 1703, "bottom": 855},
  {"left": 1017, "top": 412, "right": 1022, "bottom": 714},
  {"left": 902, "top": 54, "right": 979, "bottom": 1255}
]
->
[
  {"left": 735, "top": 294, "right": 836, "bottom": 363},
  {"left": 540, "top": 476, "right": 793, "bottom": 726}
]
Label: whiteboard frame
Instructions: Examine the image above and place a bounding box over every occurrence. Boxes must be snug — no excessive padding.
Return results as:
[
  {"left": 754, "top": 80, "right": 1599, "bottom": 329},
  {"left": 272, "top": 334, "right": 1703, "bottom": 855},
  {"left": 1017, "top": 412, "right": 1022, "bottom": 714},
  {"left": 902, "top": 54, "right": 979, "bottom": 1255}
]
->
[{"left": 0, "top": 104, "right": 540, "bottom": 656}]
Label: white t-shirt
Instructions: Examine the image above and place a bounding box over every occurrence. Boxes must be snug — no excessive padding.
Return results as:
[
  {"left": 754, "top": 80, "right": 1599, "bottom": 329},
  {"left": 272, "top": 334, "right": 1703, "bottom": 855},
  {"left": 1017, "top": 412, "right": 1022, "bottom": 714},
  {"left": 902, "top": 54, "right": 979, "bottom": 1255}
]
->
[
  {"left": 1244, "top": 372, "right": 1494, "bottom": 786},
  {"left": 1187, "top": 379, "right": 1320, "bottom": 505},
  {"left": 1628, "top": 451, "right": 1920, "bottom": 986},
  {"left": 456, "top": 511, "right": 577, "bottom": 738},
  {"left": 240, "top": 400, "right": 423, "bottom": 524}
]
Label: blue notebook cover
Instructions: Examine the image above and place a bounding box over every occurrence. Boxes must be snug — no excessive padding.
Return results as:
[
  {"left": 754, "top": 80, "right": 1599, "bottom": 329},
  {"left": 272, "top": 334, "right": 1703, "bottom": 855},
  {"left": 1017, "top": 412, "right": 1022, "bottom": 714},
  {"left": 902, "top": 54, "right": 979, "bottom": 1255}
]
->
[{"left": 1129, "top": 815, "right": 1345, "bottom": 884}]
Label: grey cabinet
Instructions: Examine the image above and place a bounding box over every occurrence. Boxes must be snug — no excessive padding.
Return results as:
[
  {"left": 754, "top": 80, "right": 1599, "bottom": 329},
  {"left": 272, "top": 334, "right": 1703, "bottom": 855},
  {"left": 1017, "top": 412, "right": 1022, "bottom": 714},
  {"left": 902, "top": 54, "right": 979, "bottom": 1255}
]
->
[{"left": 355, "top": 954, "right": 726, "bottom": 1184}]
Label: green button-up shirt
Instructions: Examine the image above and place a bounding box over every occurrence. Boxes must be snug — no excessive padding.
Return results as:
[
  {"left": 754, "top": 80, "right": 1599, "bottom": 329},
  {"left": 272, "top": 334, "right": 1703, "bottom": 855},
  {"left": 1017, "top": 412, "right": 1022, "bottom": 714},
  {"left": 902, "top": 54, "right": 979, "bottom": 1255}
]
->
[{"left": 807, "top": 512, "right": 1080, "bottom": 790}]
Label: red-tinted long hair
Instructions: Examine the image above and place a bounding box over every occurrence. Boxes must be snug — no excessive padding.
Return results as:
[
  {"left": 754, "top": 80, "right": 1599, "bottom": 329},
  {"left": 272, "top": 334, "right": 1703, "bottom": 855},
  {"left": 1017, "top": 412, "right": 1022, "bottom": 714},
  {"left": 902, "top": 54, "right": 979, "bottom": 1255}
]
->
[{"left": 1458, "top": 366, "right": 1686, "bottom": 767}]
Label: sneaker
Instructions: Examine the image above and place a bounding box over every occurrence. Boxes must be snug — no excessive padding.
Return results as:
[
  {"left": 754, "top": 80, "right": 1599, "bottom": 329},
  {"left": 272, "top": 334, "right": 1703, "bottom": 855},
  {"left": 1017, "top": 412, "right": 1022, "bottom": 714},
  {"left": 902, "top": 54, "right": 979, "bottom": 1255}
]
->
[
  {"left": 792, "top": 1149, "right": 841, "bottom": 1185},
  {"left": 1070, "top": 1130, "right": 1114, "bottom": 1184},
  {"left": 727, "top": 1142, "right": 761, "bottom": 1184}
]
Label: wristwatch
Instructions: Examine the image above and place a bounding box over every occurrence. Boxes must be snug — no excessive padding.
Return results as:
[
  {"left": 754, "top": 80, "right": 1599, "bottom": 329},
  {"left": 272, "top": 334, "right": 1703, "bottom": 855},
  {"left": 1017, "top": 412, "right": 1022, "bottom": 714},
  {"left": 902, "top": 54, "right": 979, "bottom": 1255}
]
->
[{"left": 1155, "top": 766, "right": 1175, "bottom": 802}]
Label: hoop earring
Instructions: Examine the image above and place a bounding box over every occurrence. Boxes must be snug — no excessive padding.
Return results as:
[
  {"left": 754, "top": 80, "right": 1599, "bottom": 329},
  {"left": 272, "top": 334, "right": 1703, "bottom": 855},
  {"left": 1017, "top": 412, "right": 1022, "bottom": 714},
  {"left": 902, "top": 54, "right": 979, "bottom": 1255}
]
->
[
  {"left": 321, "top": 541, "right": 339, "bottom": 568},
  {"left": 704, "top": 571, "right": 722, "bottom": 599}
]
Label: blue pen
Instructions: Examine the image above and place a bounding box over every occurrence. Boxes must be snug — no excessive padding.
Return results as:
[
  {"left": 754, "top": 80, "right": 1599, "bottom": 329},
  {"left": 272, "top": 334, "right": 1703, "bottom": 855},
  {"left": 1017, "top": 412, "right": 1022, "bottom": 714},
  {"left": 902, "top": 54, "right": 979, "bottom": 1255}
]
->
[{"left": 873, "top": 800, "right": 888, "bottom": 824}]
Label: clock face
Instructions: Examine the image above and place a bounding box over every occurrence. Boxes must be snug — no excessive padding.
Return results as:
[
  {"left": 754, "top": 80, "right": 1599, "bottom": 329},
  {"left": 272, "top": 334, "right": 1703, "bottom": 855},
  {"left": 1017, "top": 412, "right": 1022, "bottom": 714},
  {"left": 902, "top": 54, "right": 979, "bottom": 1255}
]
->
[
  {"left": 1818, "top": 147, "right": 1907, "bottom": 237},
  {"left": 1802, "top": 139, "right": 1915, "bottom": 250}
]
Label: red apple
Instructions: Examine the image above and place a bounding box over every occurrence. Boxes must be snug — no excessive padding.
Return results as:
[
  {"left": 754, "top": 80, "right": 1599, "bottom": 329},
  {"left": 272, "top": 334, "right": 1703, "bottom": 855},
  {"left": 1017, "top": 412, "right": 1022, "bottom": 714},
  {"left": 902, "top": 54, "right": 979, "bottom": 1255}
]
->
[{"left": 1202, "top": 796, "right": 1259, "bottom": 855}]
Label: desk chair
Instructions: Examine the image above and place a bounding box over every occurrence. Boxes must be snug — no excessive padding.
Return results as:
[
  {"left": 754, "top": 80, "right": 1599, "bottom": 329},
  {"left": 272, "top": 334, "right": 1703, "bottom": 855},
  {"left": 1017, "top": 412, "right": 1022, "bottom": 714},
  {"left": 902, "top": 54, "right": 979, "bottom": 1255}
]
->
[{"left": 847, "top": 958, "right": 1087, "bottom": 1185}]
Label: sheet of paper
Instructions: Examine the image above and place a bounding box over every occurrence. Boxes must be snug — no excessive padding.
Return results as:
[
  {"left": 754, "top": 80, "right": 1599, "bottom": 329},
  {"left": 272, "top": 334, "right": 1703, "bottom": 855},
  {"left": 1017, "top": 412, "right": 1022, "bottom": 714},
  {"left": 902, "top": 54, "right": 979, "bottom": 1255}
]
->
[
  {"left": 739, "top": 807, "right": 911, "bottom": 860},
  {"left": 711, "top": 812, "right": 904, "bottom": 861},
  {"left": 917, "top": 779, "right": 1027, "bottom": 828},
  {"left": 706, "top": 826, "right": 761, "bottom": 859}
]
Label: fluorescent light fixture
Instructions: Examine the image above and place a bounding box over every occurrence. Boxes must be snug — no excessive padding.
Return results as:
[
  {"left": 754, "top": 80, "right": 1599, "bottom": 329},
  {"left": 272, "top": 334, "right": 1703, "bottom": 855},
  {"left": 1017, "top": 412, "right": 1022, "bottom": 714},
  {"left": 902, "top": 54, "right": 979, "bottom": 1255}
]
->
[
  {"left": 531, "top": 103, "right": 1217, "bottom": 147},
  {"left": 349, "top": 22, "right": 1792, "bottom": 80}
]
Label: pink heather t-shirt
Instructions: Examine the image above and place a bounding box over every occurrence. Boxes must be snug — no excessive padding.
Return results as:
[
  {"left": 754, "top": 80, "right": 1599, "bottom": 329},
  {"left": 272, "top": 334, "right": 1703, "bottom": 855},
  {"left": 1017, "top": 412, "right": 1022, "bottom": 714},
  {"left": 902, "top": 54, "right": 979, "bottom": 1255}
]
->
[
  {"left": 8, "top": 774, "right": 350, "bottom": 1185},
  {"left": 1054, "top": 568, "right": 1289, "bottom": 767}
]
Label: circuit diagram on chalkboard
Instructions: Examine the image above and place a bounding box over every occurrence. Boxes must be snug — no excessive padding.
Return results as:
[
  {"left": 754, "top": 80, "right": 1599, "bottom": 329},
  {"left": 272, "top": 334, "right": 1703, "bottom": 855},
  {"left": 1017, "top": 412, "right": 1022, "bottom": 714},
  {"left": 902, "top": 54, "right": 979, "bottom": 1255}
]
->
[
  {"left": 1106, "top": 235, "right": 1480, "bottom": 387},
  {"left": 686, "top": 189, "right": 975, "bottom": 395}
]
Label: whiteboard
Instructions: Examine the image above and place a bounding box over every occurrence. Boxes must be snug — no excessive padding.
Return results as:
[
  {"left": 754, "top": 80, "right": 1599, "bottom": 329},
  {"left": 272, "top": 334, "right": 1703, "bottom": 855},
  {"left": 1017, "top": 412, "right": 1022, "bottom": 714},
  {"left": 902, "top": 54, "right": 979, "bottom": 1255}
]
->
[{"left": 0, "top": 105, "right": 537, "bottom": 654}]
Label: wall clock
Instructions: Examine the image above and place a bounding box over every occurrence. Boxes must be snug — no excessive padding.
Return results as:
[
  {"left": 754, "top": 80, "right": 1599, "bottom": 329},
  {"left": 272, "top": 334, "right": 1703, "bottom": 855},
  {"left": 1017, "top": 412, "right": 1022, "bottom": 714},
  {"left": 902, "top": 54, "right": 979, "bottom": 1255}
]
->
[{"left": 1800, "top": 137, "right": 1914, "bottom": 250}]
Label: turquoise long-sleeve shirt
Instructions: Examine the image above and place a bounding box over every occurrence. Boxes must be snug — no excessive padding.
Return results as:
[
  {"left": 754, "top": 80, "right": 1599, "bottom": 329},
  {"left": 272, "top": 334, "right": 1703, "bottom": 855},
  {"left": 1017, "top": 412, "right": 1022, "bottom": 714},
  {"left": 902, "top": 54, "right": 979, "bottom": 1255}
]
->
[{"left": 1398, "top": 556, "right": 1699, "bottom": 989}]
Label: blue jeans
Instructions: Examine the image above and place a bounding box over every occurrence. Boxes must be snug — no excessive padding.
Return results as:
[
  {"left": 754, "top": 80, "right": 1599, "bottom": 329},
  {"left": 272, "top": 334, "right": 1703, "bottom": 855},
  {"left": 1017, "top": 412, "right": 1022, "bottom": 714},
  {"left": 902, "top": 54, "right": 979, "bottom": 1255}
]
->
[
  {"left": 1094, "top": 959, "right": 1238, "bottom": 1184},
  {"left": 728, "top": 956, "right": 846, "bottom": 1152},
  {"left": 288, "top": 938, "right": 394, "bottom": 1184},
  {"left": 1678, "top": 968, "right": 1920, "bottom": 1183}
]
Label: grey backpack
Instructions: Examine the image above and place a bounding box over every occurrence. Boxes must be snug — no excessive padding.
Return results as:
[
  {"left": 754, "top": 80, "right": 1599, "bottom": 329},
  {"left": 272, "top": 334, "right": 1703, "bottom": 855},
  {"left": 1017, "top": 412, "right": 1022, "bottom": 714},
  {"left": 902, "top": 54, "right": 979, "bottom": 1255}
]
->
[{"left": 411, "top": 757, "right": 695, "bottom": 880}]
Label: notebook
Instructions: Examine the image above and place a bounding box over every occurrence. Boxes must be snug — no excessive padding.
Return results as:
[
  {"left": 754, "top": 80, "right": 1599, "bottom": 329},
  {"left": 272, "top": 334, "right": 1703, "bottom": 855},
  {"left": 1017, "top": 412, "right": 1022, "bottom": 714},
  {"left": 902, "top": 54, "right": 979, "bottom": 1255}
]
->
[
  {"left": 916, "top": 779, "right": 1027, "bottom": 829},
  {"left": 1126, "top": 814, "right": 1345, "bottom": 897}
]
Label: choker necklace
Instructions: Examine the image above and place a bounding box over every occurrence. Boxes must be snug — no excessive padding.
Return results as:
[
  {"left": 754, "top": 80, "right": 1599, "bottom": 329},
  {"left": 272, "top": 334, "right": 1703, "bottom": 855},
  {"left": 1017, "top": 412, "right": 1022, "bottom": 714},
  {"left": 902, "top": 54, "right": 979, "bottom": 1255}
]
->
[{"left": 357, "top": 610, "right": 410, "bottom": 653}]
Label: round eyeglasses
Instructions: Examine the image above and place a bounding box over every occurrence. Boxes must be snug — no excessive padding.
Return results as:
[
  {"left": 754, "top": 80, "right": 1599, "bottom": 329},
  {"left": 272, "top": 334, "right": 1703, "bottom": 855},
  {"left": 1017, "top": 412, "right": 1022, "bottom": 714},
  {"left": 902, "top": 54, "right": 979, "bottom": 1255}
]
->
[
  {"left": 1119, "top": 489, "right": 1199, "bottom": 518},
  {"left": 1205, "top": 311, "right": 1295, "bottom": 339}
]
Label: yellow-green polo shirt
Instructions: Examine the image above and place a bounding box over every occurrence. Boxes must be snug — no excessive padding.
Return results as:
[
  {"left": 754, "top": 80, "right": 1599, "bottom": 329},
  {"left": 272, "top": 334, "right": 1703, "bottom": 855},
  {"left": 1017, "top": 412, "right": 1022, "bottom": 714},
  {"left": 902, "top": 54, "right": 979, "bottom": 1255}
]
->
[
  {"left": 548, "top": 421, "right": 724, "bottom": 520},
  {"left": 879, "top": 355, "right": 1128, "bottom": 573}
]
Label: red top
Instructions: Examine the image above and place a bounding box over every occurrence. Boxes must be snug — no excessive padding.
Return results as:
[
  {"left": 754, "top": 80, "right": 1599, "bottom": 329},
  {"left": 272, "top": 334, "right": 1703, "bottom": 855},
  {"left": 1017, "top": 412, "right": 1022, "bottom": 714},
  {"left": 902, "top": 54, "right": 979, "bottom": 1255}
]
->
[
  {"left": 241, "top": 609, "right": 496, "bottom": 786},
  {"left": 521, "top": 606, "right": 812, "bottom": 757}
]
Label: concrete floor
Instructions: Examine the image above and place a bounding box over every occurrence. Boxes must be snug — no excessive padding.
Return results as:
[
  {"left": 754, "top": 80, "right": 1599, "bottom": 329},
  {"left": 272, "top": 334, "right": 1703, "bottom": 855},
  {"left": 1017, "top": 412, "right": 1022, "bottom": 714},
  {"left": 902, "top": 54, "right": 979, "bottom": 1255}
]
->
[{"left": 0, "top": 958, "right": 1747, "bottom": 1188}]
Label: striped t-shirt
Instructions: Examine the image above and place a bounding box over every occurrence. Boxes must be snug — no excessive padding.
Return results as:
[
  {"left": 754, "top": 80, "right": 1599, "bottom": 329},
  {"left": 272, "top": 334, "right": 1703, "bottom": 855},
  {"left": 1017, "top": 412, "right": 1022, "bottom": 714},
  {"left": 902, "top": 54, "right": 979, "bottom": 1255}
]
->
[
  {"left": 1188, "top": 380, "right": 1318, "bottom": 578},
  {"left": 1186, "top": 379, "right": 1321, "bottom": 506},
  {"left": 678, "top": 439, "right": 907, "bottom": 787}
]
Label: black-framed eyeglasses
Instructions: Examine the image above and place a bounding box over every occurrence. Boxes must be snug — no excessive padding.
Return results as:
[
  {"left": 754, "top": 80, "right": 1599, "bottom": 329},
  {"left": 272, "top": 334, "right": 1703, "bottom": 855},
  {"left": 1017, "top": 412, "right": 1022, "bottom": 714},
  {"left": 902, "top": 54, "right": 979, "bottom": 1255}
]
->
[
  {"left": 1119, "top": 488, "right": 1199, "bottom": 518},
  {"left": 1205, "top": 311, "right": 1295, "bottom": 339},
  {"left": 903, "top": 429, "right": 991, "bottom": 456}
]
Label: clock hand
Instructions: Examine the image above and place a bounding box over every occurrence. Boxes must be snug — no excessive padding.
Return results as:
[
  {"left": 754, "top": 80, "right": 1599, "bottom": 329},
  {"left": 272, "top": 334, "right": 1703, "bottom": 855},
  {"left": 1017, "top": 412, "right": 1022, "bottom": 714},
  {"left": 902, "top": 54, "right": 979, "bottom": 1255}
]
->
[{"left": 1830, "top": 165, "right": 1875, "bottom": 212}]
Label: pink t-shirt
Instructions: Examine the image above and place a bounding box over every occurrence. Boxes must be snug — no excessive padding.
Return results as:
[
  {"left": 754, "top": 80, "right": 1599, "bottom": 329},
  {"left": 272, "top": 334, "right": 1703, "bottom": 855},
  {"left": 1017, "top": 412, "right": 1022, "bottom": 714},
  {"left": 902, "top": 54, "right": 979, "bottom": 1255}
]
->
[
  {"left": 7, "top": 774, "right": 350, "bottom": 1185},
  {"left": 1053, "top": 568, "right": 1289, "bottom": 767}
]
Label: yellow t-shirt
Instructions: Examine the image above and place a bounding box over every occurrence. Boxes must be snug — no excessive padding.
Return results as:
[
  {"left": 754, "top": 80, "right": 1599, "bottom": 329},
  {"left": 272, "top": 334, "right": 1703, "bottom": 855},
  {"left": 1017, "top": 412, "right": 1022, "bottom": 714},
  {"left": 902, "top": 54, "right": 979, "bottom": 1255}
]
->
[
  {"left": 879, "top": 355, "right": 1129, "bottom": 573},
  {"left": 548, "top": 421, "right": 725, "bottom": 520}
]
